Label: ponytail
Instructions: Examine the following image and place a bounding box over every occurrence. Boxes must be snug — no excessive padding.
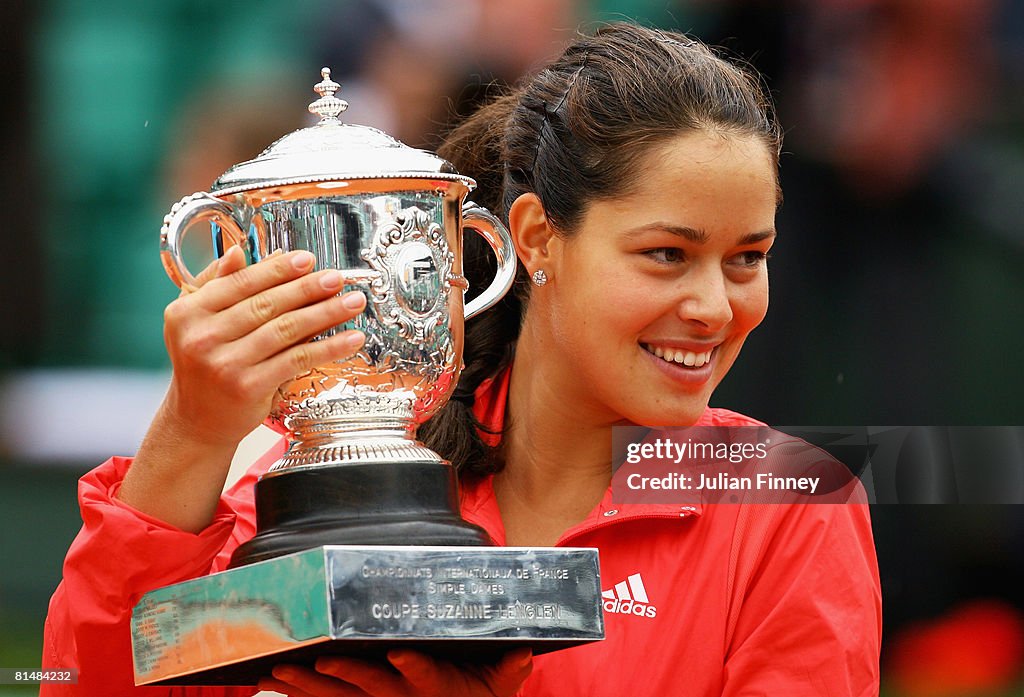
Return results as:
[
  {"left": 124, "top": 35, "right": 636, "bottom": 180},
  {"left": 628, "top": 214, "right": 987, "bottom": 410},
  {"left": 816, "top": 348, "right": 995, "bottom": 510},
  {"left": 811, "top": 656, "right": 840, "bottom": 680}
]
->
[{"left": 420, "top": 90, "right": 530, "bottom": 477}]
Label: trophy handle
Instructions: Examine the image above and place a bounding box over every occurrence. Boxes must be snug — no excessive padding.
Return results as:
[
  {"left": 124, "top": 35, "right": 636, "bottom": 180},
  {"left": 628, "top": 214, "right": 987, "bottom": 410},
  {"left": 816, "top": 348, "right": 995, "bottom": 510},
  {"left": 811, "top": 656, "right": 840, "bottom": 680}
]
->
[
  {"left": 462, "top": 203, "right": 517, "bottom": 320},
  {"left": 160, "top": 191, "right": 245, "bottom": 289}
]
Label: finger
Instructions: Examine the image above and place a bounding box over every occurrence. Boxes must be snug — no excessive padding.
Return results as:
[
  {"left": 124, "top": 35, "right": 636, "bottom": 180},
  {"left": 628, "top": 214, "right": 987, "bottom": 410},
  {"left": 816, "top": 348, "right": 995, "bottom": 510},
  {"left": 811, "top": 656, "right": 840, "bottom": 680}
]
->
[
  {"left": 386, "top": 651, "right": 448, "bottom": 696},
  {"left": 483, "top": 648, "right": 534, "bottom": 696},
  {"left": 315, "top": 656, "right": 407, "bottom": 696},
  {"left": 388, "top": 649, "right": 533, "bottom": 697},
  {"left": 197, "top": 249, "right": 318, "bottom": 312},
  {"left": 257, "top": 675, "right": 320, "bottom": 697},
  {"left": 179, "top": 250, "right": 231, "bottom": 296},
  {"left": 265, "top": 664, "right": 366, "bottom": 697},
  {"left": 228, "top": 291, "right": 366, "bottom": 362},
  {"left": 179, "top": 244, "right": 252, "bottom": 296},
  {"left": 220, "top": 248, "right": 284, "bottom": 282},
  {"left": 216, "top": 269, "right": 360, "bottom": 343},
  {"left": 215, "top": 244, "right": 250, "bottom": 278},
  {"left": 234, "top": 328, "right": 365, "bottom": 396}
]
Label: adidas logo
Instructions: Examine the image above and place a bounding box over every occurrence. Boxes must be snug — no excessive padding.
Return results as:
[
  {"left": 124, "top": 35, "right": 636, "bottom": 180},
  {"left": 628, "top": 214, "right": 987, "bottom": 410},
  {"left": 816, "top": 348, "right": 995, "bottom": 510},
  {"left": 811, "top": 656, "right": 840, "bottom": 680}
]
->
[{"left": 602, "top": 573, "right": 658, "bottom": 618}]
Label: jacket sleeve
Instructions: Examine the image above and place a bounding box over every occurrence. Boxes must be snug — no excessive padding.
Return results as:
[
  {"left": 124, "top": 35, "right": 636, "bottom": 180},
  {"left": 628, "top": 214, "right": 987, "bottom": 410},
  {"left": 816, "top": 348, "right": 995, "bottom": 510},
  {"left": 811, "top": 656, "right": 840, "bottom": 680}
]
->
[
  {"left": 720, "top": 499, "right": 882, "bottom": 697},
  {"left": 41, "top": 451, "right": 277, "bottom": 697}
]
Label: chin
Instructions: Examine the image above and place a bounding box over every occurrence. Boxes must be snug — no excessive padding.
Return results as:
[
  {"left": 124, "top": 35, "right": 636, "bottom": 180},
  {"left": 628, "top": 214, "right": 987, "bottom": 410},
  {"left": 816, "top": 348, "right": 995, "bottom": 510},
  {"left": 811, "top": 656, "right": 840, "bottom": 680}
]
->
[{"left": 624, "top": 396, "right": 711, "bottom": 428}]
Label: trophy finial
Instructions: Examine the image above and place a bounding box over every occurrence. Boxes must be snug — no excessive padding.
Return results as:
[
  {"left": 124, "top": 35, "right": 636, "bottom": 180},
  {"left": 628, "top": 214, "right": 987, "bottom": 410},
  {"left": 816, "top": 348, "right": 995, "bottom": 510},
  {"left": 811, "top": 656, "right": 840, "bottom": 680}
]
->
[{"left": 308, "top": 67, "right": 348, "bottom": 123}]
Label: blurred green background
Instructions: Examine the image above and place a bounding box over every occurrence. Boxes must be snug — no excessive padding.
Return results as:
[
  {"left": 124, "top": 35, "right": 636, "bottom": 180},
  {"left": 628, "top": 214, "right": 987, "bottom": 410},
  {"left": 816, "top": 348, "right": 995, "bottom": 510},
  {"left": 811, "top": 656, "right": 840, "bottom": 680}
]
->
[{"left": 1, "top": 0, "right": 1023, "bottom": 695}]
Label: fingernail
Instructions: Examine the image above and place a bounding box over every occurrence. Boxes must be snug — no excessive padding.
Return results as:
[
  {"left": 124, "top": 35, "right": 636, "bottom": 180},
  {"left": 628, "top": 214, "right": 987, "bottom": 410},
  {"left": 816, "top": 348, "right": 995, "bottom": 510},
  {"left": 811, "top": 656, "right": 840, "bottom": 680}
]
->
[
  {"left": 320, "top": 271, "right": 343, "bottom": 290},
  {"left": 342, "top": 291, "right": 365, "bottom": 310},
  {"left": 291, "top": 251, "right": 315, "bottom": 269},
  {"left": 344, "top": 331, "right": 365, "bottom": 351}
]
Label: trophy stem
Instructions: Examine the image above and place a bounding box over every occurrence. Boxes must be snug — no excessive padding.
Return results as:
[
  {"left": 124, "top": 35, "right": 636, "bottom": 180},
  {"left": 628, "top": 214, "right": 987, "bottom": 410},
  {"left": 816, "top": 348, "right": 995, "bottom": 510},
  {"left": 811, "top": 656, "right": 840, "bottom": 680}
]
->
[{"left": 272, "top": 418, "right": 443, "bottom": 472}]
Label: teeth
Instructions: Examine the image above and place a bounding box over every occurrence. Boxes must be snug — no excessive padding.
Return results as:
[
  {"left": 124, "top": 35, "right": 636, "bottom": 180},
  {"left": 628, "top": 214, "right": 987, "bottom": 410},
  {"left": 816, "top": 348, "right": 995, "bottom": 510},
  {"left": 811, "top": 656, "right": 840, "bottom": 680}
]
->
[{"left": 645, "top": 344, "right": 713, "bottom": 368}]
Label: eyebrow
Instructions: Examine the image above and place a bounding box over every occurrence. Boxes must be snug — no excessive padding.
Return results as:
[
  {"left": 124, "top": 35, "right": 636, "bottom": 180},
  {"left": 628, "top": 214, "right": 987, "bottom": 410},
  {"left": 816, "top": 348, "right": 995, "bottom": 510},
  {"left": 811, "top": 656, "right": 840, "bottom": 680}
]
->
[
  {"left": 623, "top": 223, "right": 777, "bottom": 245},
  {"left": 738, "top": 229, "right": 777, "bottom": 244}
]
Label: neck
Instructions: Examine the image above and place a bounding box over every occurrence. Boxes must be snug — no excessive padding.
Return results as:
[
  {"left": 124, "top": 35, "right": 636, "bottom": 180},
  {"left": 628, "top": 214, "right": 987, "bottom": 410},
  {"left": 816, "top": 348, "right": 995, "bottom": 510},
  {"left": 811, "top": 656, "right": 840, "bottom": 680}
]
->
[{"left": 493, "top": 319, "right": 614, "bottom": 541}]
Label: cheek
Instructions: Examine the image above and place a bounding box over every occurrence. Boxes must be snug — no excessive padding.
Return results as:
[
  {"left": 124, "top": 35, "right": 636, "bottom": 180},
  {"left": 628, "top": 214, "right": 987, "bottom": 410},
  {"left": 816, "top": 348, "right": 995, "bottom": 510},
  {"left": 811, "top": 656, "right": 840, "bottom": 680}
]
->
[
  {"left": 548, "top": 267, "right": 647, "bottom": 354},
  {"left": 733, "top": 277, "right": 769, "bottom": 332},
  {"left": 552, "top": 285, "right": 635, "bottom": 341}
]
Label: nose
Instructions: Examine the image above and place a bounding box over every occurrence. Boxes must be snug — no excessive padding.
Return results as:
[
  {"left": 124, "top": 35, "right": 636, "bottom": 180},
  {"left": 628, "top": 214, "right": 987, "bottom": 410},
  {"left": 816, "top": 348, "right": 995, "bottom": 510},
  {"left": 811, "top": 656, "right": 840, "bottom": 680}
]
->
[{"left": 675, "top": 266, "right": 732, "bottom": 331}]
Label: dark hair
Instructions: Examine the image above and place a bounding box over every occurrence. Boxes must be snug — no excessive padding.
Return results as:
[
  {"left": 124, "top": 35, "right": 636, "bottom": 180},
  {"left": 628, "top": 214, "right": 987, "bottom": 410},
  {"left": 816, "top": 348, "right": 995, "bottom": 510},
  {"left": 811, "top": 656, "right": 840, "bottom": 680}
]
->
[{"left": 419, "top": 22, "right": 782, "bottom": 477}]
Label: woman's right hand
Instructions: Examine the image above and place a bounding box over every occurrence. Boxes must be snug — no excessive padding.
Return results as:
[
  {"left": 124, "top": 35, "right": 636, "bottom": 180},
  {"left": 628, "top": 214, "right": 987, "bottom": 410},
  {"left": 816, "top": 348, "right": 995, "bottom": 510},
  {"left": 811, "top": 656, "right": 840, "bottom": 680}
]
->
[
  {"left": 161, "top": 245, "right": 366, "bottom": 450},
  {"left": 117, "top": 246, "right": 366, "bottom": 533}
]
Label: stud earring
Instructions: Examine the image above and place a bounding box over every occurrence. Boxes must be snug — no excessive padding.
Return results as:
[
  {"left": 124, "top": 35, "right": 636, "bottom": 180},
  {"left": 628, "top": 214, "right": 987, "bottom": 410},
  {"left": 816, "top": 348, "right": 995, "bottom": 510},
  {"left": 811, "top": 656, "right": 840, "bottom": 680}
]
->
[{"left": 531, "top": 269, "right": 548, "bottom": 287}]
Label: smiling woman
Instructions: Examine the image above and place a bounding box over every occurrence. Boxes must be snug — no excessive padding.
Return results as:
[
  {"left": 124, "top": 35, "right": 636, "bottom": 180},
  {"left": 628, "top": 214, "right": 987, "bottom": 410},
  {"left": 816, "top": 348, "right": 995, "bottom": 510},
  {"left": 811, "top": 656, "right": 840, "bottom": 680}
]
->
[{"left": 43, "top": 22, "right": 880, "bottom": 697}]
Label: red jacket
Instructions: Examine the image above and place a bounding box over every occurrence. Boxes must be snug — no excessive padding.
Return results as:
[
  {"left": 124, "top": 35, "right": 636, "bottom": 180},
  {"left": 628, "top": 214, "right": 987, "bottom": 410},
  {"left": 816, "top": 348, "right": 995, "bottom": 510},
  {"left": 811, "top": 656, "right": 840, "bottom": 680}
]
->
[{"left": 44, "top": 368, "right": 881, "bottom": 695}]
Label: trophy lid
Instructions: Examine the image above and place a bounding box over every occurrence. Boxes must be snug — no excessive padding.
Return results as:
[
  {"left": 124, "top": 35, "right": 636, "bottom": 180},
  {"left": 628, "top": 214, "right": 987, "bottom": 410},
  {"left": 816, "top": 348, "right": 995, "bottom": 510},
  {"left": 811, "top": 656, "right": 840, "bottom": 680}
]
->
[{"left": 209, "top": 68, "right": 473, "bottom": 196}]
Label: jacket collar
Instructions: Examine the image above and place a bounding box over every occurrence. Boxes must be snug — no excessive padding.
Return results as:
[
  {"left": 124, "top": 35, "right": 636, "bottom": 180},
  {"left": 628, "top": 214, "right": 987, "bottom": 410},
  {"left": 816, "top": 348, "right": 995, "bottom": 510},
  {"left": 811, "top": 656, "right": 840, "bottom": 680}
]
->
[{"left": 463, "top": 366, "right": 703, "bottom": 546}]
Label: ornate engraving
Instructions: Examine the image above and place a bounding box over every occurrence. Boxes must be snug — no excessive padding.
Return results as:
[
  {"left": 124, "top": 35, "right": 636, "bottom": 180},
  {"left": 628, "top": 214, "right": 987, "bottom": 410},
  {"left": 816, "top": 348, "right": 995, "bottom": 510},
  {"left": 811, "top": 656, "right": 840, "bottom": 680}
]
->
[
  {"left": 275, "top": 441, "right": 442, "bottom": 469},
  {"left": 297, "top": 392, "right": 416, "bottom": 421},
  {"left": 362, "top": 207, "right": 454, "bottom": 348}
]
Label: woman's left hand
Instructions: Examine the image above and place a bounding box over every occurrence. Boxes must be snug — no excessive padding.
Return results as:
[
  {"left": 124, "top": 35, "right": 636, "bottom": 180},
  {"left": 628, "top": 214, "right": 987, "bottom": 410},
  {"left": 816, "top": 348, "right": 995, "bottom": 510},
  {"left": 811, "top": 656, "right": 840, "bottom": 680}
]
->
[{"left": 258, "top": 649, "right": 533, "bottom": 697}]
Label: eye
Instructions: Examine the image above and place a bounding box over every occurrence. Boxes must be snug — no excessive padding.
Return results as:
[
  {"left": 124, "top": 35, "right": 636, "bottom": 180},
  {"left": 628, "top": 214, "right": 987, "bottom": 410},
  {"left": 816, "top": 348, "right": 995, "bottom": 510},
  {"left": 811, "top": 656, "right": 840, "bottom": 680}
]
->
[
  {"left": 643, "top": 248, "right": 686, "bottom": 264},
  {"left": 730, "top": 250, "right": 770, "bottom": 267}
]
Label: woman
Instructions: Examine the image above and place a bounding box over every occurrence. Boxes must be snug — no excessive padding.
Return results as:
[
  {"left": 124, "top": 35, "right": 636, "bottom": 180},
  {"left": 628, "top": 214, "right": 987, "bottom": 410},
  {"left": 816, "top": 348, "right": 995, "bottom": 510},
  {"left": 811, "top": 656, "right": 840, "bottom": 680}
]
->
[{"left": 44, "top": 23, "right": 881, "bottom": 697}]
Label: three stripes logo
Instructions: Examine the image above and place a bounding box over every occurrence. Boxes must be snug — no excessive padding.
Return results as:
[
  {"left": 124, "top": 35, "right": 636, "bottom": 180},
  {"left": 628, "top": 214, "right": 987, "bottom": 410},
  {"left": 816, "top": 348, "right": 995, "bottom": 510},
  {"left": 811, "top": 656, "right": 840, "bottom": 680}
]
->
[{"left": 602, "top": 573, "right": 658, "bottom": 618}]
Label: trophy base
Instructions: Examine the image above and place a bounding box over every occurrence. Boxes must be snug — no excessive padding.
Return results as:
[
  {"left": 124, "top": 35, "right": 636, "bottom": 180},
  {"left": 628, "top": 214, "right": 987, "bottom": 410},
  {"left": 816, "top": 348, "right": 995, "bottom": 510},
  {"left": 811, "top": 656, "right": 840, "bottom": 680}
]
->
[
  {"left": 230, "top": 461, "right": 490, "bottom": 567},
  {"left": 132, "top": 545, "right": 604, "bottom": 686}
]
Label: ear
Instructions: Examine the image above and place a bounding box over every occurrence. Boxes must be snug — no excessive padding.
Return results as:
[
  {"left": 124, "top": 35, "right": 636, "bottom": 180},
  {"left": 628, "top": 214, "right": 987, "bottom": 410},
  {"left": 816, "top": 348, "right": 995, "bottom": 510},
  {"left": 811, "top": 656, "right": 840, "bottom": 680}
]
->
[{"left": 507, "top": 193, "right": 555, "bottom": 275}]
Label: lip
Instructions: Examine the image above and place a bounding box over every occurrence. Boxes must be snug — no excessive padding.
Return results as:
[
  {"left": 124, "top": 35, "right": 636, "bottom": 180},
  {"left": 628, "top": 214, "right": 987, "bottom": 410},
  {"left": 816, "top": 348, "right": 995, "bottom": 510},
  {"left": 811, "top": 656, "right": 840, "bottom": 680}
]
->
[{"left": 640, "top": 343, "right": 717, "bottom": 386}]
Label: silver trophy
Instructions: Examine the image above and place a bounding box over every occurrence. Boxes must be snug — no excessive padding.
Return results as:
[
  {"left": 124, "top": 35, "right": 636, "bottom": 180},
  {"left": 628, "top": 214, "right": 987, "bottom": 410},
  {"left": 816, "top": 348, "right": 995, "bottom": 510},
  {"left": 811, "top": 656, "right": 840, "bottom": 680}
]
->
[{"left": 132, "top": 69, "right": 603, "bottom": 685}]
